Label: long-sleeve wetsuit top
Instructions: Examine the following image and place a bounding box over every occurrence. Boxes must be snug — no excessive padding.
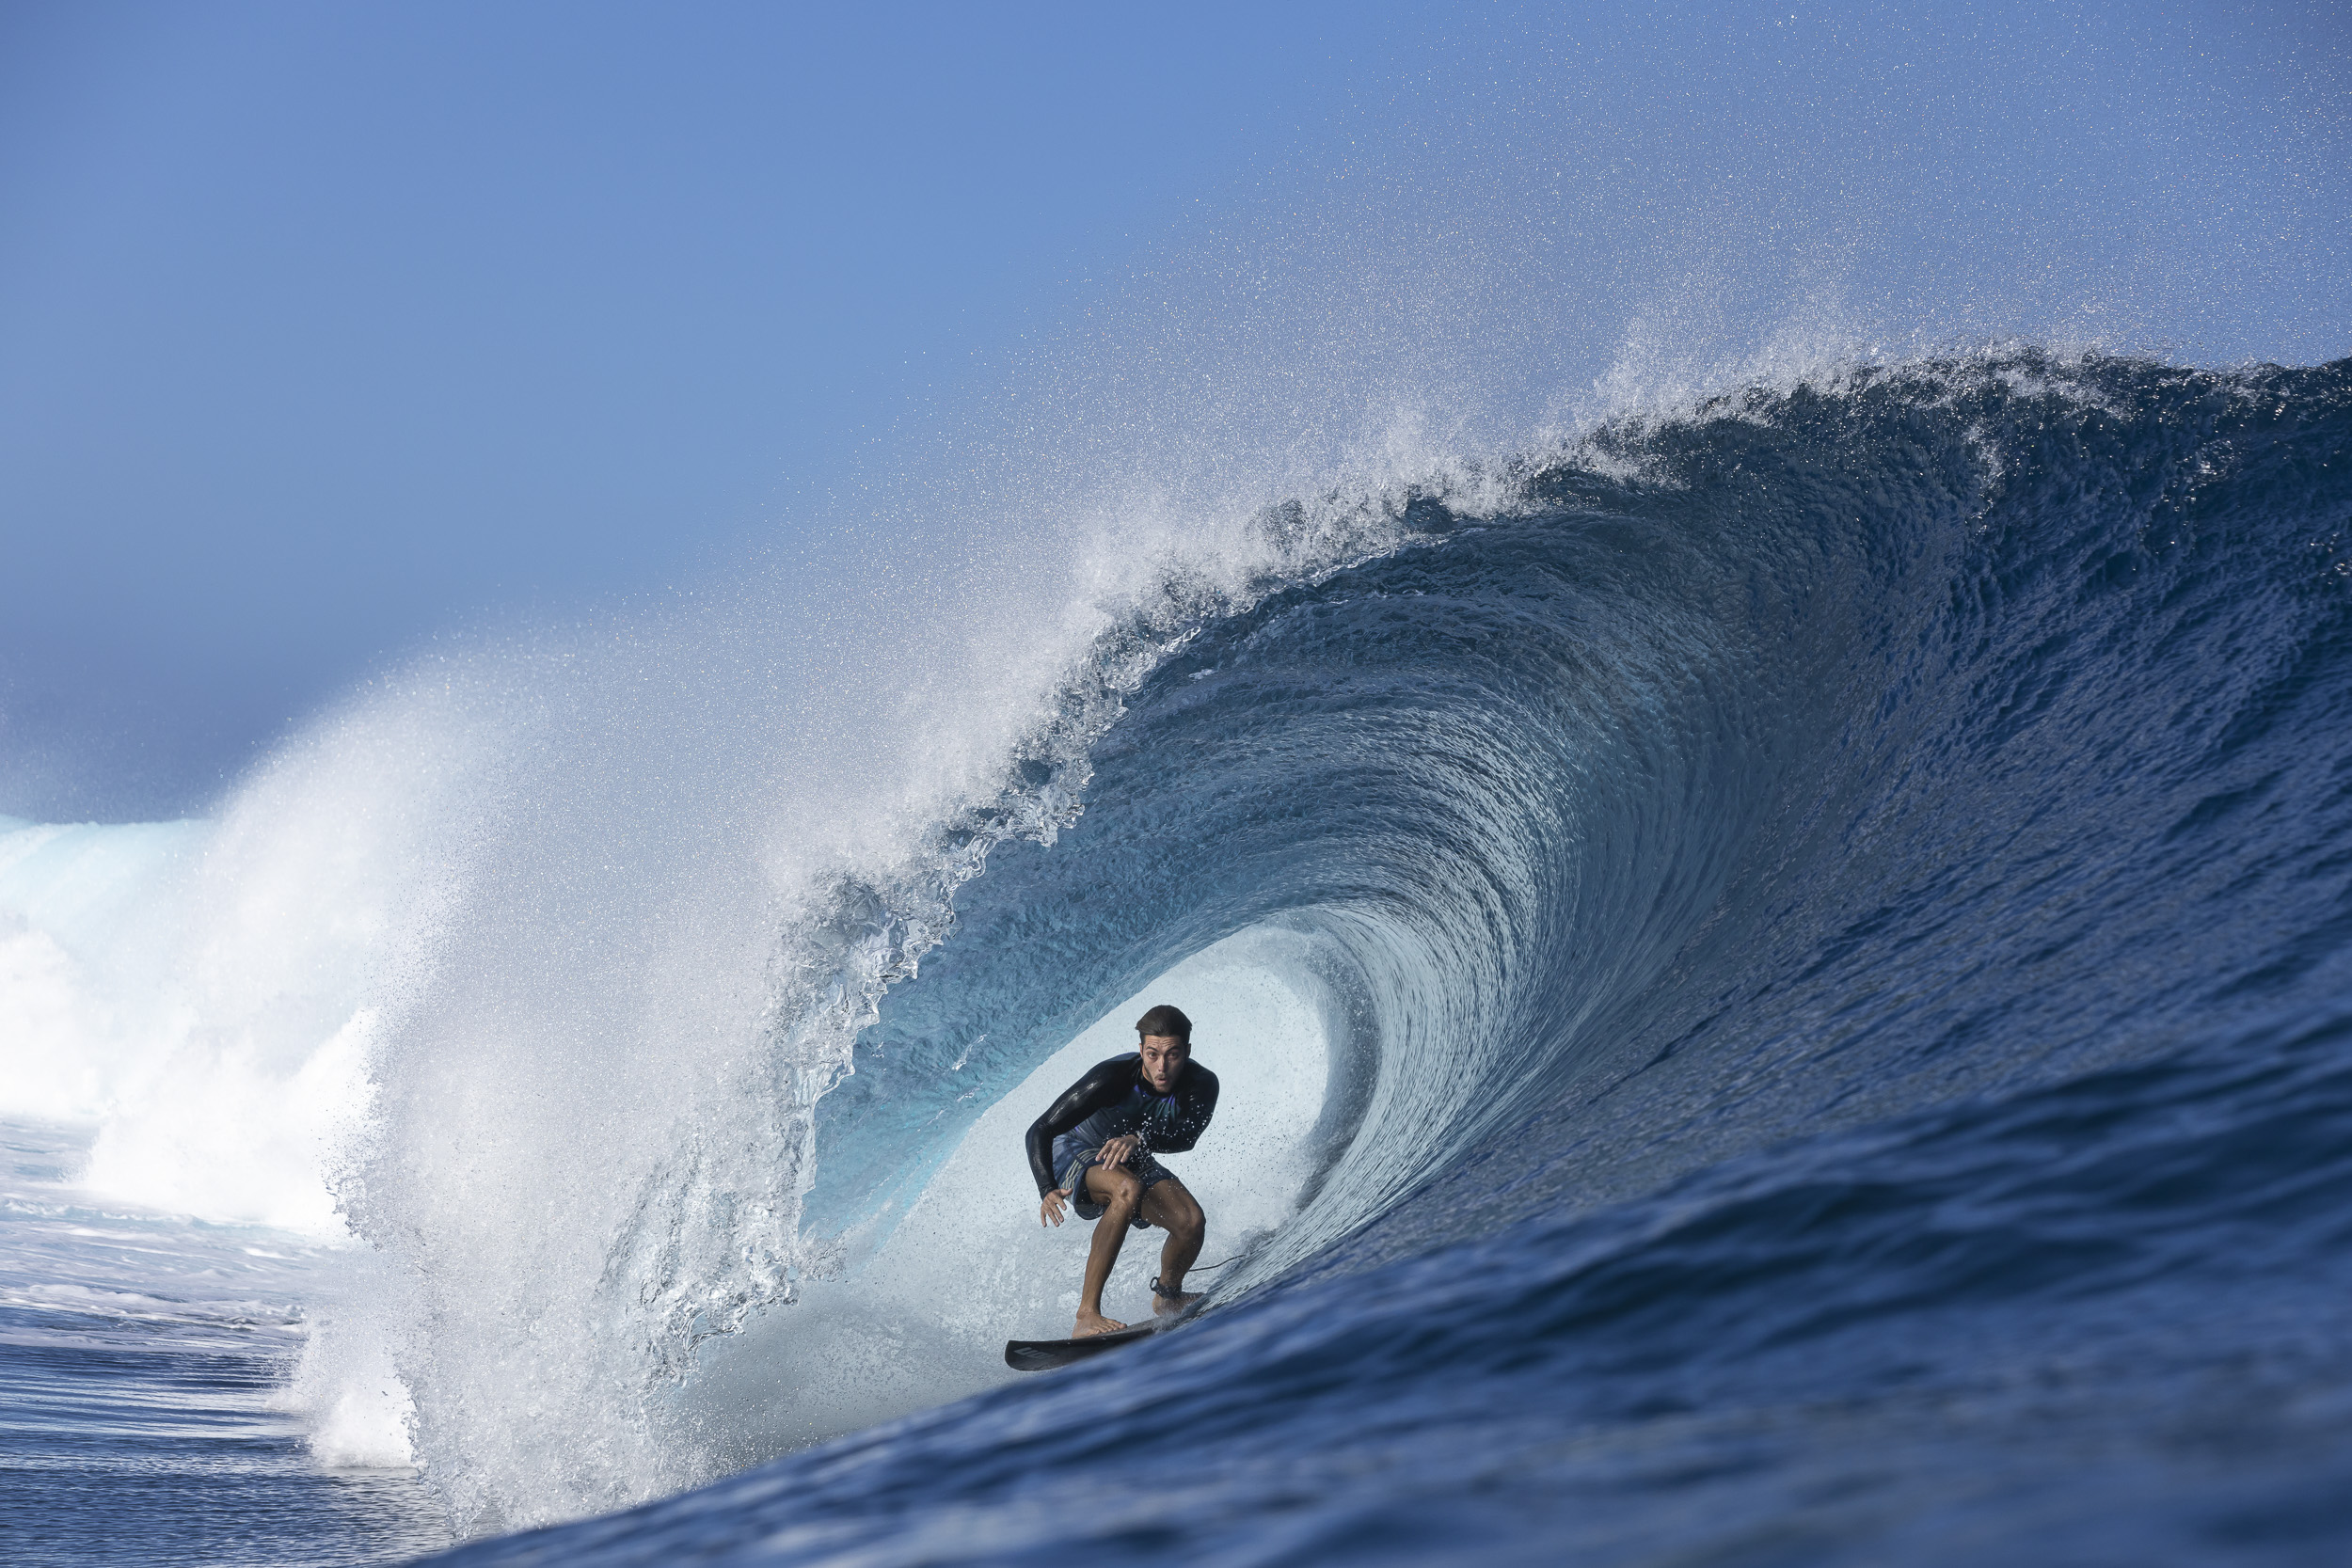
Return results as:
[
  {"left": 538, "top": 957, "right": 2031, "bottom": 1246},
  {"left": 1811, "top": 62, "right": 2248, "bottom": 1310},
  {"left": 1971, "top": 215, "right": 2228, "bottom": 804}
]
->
[{"left": 1025, "top": 1053, "right": 1220, "bottom": 1196}]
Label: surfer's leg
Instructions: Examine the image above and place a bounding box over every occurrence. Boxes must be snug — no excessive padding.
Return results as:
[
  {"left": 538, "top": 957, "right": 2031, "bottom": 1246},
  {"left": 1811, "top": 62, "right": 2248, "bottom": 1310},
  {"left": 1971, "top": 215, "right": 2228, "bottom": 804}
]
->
[
  {"left": 1074, "top": 1164, "right": 1142, "bottom": 1337},
  {"left": 1141, "top": 1177, "right": 1205, "bottom": 1314}
]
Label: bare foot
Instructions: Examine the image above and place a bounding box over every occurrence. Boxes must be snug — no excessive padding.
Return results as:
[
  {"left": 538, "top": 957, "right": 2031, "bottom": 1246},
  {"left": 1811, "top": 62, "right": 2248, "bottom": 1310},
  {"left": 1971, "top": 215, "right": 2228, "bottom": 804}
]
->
[
  {"left": 1152, "top": 1289, "right": 1202, "bottom": 1318},
  {"left": 1073, "top": 1308, "right": 1128, "bottom": 1338}
]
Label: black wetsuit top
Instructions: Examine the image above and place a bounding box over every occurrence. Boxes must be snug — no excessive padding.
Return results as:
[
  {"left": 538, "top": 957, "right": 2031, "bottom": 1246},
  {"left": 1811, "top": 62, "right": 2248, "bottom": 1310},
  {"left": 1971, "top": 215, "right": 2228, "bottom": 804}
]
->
[{"left": 1025, "top": 1053, "right": 1220, "bottom": 1196}]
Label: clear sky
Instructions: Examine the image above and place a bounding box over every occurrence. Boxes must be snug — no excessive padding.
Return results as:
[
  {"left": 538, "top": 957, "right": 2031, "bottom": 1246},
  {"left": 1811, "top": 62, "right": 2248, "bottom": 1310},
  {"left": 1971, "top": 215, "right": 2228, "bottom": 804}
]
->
[{"left": 5, "top": 2, "right": 2346, "bottom": 820}]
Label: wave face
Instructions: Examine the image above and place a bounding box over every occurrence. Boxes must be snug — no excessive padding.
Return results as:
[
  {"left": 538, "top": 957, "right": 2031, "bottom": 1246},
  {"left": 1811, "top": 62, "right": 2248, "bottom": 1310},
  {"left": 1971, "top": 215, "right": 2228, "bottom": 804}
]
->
[{"left": 420, "top": 352, "right": 2352, "bottom": 1563}]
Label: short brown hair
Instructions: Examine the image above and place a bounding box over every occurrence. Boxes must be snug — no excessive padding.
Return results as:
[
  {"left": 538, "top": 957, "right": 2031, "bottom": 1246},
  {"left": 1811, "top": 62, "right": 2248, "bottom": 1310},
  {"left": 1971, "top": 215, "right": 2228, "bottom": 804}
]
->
[{"left": 1134, "top": 1004, "right": 1192, "bottom": 1045}]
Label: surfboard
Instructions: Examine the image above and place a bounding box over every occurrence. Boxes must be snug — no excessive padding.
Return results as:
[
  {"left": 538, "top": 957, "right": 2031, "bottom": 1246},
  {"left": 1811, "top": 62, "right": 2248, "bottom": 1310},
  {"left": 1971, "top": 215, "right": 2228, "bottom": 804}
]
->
[{"left": 1004, "top": 1323, "right": 1161, "bottom": 1371}]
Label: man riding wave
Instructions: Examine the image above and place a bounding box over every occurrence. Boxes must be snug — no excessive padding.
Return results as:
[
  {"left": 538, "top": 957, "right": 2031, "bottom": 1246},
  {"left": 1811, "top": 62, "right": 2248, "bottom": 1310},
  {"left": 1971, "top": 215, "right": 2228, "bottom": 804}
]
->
[{"left": 1026, "top": 1004, "right": 1219, "bottom": 1338}]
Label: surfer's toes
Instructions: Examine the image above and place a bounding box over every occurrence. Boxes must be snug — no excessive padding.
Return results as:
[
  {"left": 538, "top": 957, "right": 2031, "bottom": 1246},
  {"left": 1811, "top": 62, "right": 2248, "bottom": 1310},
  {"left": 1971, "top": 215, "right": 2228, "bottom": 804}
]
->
[{"left": 1073, "top": 1316, "right": 1128, "bottom": 1338}]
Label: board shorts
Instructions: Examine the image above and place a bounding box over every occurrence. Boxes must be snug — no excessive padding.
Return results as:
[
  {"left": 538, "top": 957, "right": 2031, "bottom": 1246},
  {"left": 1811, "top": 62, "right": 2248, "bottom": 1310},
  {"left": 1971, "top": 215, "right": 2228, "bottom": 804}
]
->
[{"left": 1058, "top": 1147, "right": 1175, "bottom": 1228}]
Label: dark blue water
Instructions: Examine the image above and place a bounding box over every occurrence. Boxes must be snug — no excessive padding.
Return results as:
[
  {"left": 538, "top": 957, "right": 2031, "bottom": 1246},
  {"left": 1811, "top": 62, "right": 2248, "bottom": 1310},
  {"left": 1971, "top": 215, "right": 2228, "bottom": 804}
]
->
[{"left": 414, "top": 353, "right": 2352, "bottom": 1564}]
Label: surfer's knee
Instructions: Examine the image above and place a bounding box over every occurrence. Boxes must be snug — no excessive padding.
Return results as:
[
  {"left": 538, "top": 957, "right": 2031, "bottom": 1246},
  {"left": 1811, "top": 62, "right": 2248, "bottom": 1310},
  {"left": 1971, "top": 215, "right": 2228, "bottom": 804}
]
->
[
  {"left": 1101, "top": 1169, "right": 1143, "bottom": 1212},
  {"left": 1151, "top": 1184, "right": 1203, "bottom": 1239}
]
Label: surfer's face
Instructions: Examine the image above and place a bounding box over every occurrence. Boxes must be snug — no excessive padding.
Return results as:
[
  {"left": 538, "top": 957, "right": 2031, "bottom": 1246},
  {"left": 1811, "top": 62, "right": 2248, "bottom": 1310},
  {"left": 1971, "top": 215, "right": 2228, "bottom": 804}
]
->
[{"left": 1138, "top": 1034, "right": 1187, "bottom": 1092}]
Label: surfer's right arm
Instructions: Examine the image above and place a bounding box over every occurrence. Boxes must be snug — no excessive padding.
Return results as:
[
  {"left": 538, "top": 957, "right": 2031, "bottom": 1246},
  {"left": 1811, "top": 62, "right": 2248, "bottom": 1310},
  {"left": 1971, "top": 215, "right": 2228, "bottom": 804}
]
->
[{"left": 1025, "top": 1055, "right": 1139, "bottom": 1223}]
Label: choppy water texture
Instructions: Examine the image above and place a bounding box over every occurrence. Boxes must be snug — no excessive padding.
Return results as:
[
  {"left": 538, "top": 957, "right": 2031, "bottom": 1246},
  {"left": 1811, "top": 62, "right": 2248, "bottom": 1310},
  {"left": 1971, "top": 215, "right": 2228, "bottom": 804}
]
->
[
  {"left": 0, "top": 1121, "right": 449, "bottom": 1565},
  {"left": 402, "top": 354, "right": 2352, "bottom": 1564}
]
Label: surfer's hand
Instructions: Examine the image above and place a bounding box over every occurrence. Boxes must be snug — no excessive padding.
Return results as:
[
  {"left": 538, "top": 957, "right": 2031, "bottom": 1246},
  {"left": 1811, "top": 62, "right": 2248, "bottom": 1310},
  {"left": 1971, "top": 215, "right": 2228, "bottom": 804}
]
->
[
  {"left": 1039, "top": 1187, "right": 1068, "bottom": 1227},
  {"left": 1097, "top": 1134, "right": 1141, "bottom": 1168}
]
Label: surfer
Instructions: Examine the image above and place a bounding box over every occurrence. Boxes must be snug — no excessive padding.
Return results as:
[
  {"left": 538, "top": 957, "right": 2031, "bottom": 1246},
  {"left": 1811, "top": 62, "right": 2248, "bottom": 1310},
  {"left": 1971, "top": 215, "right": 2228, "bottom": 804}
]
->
[{"left": 1027, "top": 1004, "right": 1220, "bottom": 1338}]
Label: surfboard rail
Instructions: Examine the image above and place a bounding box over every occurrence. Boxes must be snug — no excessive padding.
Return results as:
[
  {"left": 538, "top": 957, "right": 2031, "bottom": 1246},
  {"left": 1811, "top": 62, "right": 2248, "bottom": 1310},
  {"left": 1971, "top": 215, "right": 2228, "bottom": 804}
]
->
[{"left": 1003, "top": 1323, "right": 1162, "bottom": 1371}]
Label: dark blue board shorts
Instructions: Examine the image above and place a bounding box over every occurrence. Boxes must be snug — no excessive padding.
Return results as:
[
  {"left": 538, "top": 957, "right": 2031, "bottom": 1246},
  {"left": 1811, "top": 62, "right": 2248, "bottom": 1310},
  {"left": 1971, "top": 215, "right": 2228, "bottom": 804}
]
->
[{"left": 1058, "top": 1147, "right": 1175, "bottom": 1227}]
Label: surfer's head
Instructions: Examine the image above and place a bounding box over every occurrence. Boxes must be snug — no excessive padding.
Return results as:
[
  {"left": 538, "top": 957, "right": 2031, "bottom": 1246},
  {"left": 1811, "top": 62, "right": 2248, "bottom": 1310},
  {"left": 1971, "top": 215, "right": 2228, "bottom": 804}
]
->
[{"left": 1135, "top": 1004, "right": 1192, "bottom": 1092}]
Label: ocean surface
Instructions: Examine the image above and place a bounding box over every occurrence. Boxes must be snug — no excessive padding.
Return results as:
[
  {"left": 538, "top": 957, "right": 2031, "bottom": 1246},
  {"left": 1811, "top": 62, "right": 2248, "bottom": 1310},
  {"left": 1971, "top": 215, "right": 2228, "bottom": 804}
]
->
[
  {"left": 7, "top": 352, "right": 2352, "bottom": 1564},
  {"left": 0, "top": 1119, "right": 451, "bottom": 1564}
]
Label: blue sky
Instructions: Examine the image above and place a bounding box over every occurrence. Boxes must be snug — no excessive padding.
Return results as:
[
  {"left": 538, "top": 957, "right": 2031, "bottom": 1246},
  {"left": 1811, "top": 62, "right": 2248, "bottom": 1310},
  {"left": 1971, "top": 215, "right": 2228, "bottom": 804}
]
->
[{"left": 4, "top": 2, "right": 2346, "bottom": 819}]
